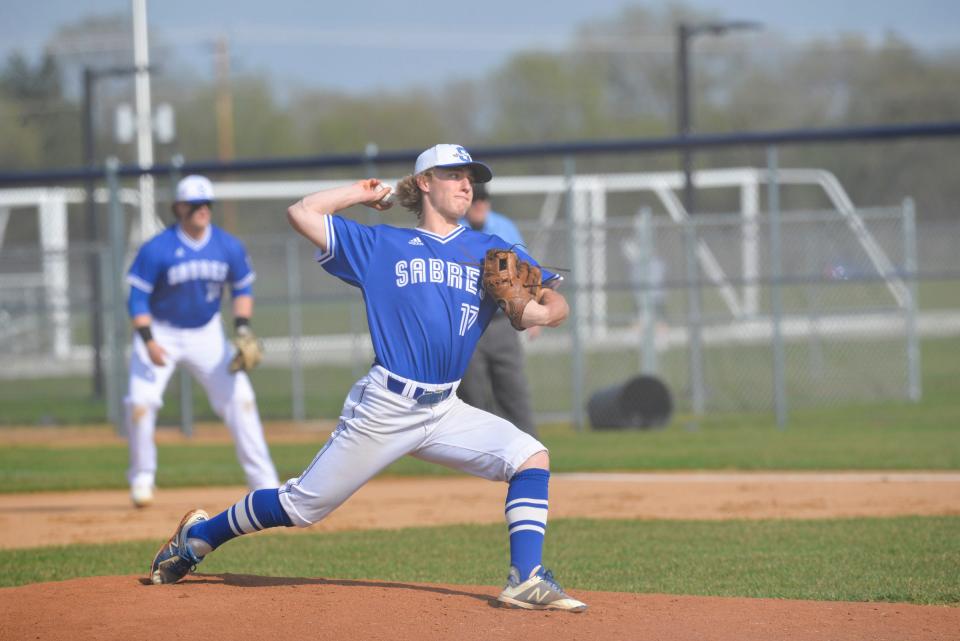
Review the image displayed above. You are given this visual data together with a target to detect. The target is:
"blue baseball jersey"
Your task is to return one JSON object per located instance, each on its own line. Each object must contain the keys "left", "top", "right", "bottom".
{"left": 127, "top": 224, "right": 255, "bottom": 328}
{"left": 317, "top": 215, "right": 558, "bottom": 384}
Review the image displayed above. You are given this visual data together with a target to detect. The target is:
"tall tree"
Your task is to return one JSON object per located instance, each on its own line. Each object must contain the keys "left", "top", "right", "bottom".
{"left": 0, "top": 52, "right": 77, "bottom": 169}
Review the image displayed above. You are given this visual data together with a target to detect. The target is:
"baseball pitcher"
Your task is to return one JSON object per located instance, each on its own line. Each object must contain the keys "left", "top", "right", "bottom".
{"left": 148, "top": 147, "right": 586, "bottom": 612}
{"left": 124, "top": 175, "right": 279, "bottom": 508}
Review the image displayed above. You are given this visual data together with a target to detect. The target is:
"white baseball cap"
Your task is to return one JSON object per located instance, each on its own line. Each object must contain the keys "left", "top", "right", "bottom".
{"left": 414, "top": 144, "right": 492, "bottom": 183}
{"left": 176, "top": 175, "right": 215, "bottom": 203}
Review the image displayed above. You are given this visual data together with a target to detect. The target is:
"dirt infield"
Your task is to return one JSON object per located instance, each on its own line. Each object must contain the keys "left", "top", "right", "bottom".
{"left": 2, "top": 574, "right": 958, "bottom": 641}
{"left": 2, "top": 472, "right": 959, "bottom": 549}
{"left": 2, "top": 424, "right": 959, "bottom": 640}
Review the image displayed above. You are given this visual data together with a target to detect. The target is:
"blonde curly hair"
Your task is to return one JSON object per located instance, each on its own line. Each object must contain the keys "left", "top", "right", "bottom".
{"left": 393, "top": 170, "right": 432, "bottom": 219}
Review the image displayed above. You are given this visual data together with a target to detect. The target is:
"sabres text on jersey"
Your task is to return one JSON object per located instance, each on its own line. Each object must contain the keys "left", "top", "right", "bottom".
{"left": 394, "top": 258, "right": 483, "bottom": 298}
{"left": 167, "top": 259, "right": 230, "bottom": 286}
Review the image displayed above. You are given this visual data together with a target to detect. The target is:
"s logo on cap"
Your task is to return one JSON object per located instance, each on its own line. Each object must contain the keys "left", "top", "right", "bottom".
{"left": 176, "top": 175, "right": 216, "bottom": 204}
{"left": 413, "top": 144, "right": 493, "bottom": 183}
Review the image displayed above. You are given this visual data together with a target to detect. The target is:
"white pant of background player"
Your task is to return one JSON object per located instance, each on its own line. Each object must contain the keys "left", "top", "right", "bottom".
{"left": 125, "top": 313, "right": 279, "bottom": 506}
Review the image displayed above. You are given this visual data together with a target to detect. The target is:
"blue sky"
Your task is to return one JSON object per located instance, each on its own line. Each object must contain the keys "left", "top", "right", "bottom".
{"left": 2, "top": 0, "right": 958, "bottom": 93}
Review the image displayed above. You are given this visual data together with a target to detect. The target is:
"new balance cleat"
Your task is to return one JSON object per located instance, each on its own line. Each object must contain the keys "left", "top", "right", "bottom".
{"left": 149, "top": 509, "right": 208, "bottom": 585}
{"left": 497, "top": 565, "right": 588, "bottom": 612}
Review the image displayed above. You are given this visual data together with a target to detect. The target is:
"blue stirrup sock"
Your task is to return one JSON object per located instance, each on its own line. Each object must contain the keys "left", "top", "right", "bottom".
{"left": 505, "top": 468, "right": 550, "bottom": 580}
{"left": 186, "top": 488, "right": 293, "bottom": 554}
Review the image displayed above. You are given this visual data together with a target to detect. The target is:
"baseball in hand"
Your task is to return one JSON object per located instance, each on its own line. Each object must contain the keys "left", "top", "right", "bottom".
{"left": 378, "top": 182, "right": 395, "bottom": 204}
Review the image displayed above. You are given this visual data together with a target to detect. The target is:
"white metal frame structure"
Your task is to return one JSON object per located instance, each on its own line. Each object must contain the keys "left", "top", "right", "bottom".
{"left": 487, "top": 167, "right": 908, "bottom": 333}
{"left": 0, "top": 166, "right": 907, "bottom": 359}
{"left": 0, "top": 187, "right": 141, "bottom": 357}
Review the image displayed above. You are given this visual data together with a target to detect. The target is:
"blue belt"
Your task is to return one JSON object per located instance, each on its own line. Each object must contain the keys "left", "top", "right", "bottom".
{"left": 386, "top": 375, "right": 453, "bottom": 405}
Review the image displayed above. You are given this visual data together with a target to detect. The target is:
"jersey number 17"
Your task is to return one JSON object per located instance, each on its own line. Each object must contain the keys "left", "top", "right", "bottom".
{"left": 459, "top": 303, "right": 479, "bottom": 336}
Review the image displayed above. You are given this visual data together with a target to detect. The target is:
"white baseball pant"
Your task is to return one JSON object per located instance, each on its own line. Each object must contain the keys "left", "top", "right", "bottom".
{"left": 279, "top": 364, "right": 545, "bottom": 527}
{"left": 125, "top": 313, "right": 280, "bottom": 491}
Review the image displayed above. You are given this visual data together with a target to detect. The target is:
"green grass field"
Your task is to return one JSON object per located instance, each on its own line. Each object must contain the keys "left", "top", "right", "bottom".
{"left": 1, "top": 336, "right": 957, "bottom": 605}
{"left": 2, "top": 517, "right": 958, "bottom": 604}
{"left": 1, "top": 415, "right": 958, "bottom": 493}
{"left": 2, "top": 334, "right": 957, "bottom": 491}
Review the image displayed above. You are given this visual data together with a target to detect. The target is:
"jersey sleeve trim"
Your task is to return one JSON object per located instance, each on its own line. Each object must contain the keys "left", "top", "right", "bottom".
{"left": 314, "top": 214, "right": 336, "bottom": 265}
{"left": 233, "top": 271, "right": 256, "bottom": 289}
{"left": 126, "top": 274, "right": 154, "bottom": 293}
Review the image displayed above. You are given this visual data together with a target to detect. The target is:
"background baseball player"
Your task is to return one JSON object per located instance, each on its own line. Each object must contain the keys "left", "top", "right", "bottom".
{"left": 124, "top": 175, "right": 279, "bottom": 507}
{"left": 148, "top": 145, "right": 587, "bottom": 612}
{"left": 458, "top": 183, "right": 538, "bottom": 436}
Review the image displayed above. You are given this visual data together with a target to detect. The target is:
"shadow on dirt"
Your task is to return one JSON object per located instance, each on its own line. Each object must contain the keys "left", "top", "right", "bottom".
{"left": 138, "top": 572, "right": 499, "bottom": 605}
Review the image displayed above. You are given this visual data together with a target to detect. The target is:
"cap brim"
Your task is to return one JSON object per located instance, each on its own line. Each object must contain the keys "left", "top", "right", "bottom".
{"left": 437, "top": 161, "right": 493, "bottom": 183}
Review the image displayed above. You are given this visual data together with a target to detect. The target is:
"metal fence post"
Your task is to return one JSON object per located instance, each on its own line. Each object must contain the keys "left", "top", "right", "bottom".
{"left": 286, "top": 236, "right": 306, "bottom": 421}
{"left": 99, "top": 247, "right": 120, "bottom": 430}
{"left": 564, "top": 155, "right": 585, "bottom": 431}
{"left": 638, "top": 207, "right": 658, "bottom": 375}
{"left": 767, "top": 146, "right": 787, "bottom": 428}
{"left": 105, "top": 157, "right": 128, "bottom": 432}
{"left": 902, "top": 197, "right": 922, "bottom": 401}
{"left": 168, "top": 156, "right": 194, "bottom": 437}
{"left": 682, "top": 213, "right": 705, "bottom": 420}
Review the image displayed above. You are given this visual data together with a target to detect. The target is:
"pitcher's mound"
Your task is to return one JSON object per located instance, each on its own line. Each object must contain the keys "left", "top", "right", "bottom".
{"left": 1, "top": 574, "right": 956, "bottom": 641}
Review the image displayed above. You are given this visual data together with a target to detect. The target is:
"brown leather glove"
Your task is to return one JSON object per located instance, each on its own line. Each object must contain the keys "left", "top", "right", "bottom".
{"left": 482, "top": 248, "right": 542, "bottom": 330}
{"left": 229, "top": 327, "right": 263, "bottom": 373}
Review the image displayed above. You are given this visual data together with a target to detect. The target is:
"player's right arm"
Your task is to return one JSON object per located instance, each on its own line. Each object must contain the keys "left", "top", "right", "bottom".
{"left": 519, "top": 288, "right": 569, "bottom": 329}
{"left": 286, "top": 179, "right": 392, "bottom": 251}
{"left": 496, "top": 240, "right": 566, "bottom": 329}
{"left": 131, "top": 313, "right": 167, "bottom": 366}
{"left": 127, "top": 242, "right": 167, "bottom": 366}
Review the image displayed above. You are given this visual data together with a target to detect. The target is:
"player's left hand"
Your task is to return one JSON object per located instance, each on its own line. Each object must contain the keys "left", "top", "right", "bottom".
{"left": 229, "top": 327, "right": 264, "bottom": 373}
{"left": 482, "top": 249, "right": 542, "bottom": 331}
{"left": 357, "top": 179, "right": 394, "bottom": 211}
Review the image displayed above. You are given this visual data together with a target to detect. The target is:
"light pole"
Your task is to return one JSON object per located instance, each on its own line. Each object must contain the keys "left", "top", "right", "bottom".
{"left": 132, "top": 0, "right": 160, "bottom": 239}
{"left": 676, "top": 20, "right": 762, "bottom": 215}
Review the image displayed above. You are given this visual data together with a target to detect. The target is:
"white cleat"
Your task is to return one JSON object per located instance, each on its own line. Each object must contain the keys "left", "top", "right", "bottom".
{"left": 497, "top": 565, "right": 588, "bottom": 612}
{"left": 131, "top": 482, "right": 155, "bottom": 508}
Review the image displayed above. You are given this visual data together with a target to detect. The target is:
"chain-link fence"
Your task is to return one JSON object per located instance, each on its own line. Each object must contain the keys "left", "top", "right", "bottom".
{"left": 550, "top": 206, "right": 920, "bottom": 422}
{"left": 1, "top": 162, "right": 957, "bottom": 429}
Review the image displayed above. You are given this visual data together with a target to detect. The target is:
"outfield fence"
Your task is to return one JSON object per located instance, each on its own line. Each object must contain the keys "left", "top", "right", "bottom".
{"left": 2, "top": 125, "right": 959, "bottom": 429}
{"left": 2, "top": 173, "right": 958, "bottom": 430}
